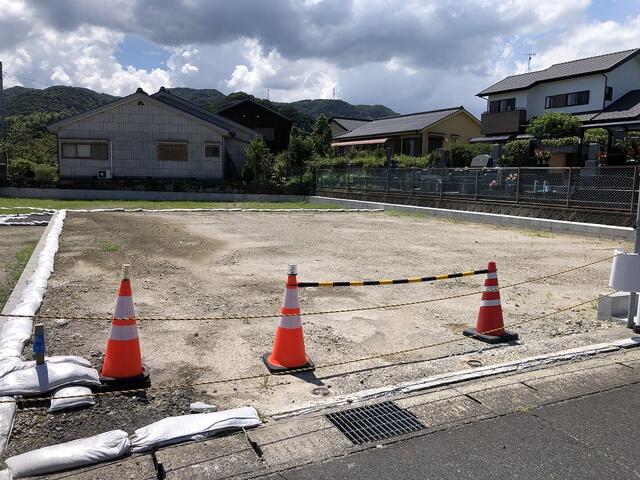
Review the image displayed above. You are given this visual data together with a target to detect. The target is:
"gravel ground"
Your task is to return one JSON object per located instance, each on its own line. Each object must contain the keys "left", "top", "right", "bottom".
{"left": 3, "top": 211, "right": 633, "bottom": 458}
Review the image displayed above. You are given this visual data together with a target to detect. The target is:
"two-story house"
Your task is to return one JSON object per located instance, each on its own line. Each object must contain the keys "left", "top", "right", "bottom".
{"left": 475, "top": 48, "right": 640, "bottom": 142}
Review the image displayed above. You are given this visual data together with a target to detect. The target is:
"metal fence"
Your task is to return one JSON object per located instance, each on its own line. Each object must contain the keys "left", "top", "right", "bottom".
{"left": 316, "top": 166, "right": 640, "bottom": 212}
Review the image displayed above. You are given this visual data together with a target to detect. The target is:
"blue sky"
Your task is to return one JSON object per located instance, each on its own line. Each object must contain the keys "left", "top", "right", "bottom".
{"left": 2, "top": 0, "right": 640, "bottom": 115}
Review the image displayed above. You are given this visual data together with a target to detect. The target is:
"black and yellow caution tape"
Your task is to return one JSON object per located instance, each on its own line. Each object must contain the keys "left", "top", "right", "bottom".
{"left": 0, "top": 292, "right": 615, "bottom": 405}
{"left": 297, "top": 269, "right": 489, "bottom": 288}
{"left": 0, "top": 254, "right": 616, "bottom": 323}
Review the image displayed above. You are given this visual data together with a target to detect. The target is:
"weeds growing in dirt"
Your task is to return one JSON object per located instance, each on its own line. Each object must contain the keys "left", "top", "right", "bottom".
{"left": 102, "top": 241, "right": 121, "bottom": 252}
{"left": 0, "top": 242, "right": 37, "bottom": 308}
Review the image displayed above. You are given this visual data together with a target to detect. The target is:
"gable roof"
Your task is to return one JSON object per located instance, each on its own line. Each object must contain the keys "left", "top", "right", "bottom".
{"left": 151, "top": 88, "right": 258, "bottom": 137}
{"left": 216, "top": 98, "right": 292, "bottom": 123}
{"left": 330, "top": 117, "right": 372, "bottom": 132}
{"left": 577, "top": 89, "right": 640, "bottom": 123}
{"left": 333, "top": 107, "right": 475, "bottom": 140}
{"left": 48, "top": 87, "right": 258, "bottom": 139}
{"left": 478, "top": 48, "right": 640, "bottom": 97}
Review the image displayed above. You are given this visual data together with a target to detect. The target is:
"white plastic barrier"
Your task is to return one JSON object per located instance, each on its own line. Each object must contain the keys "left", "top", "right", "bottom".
{"left": 49, "top": 386, "right": 95, "bottom": 412}
{"left": 5, "top": 430, "right": 130, "bottom": 478}
{"left": 0, "top": 356, "right": 91, "bottom": 378}
{"left": 130, "top": 406, "right": 261, "bottom": 452}
{"left": 0, "top": 362, "right": 100, "bottom": 396}
{"left": 0, "top": 210, "right": 66, "bottom": 360}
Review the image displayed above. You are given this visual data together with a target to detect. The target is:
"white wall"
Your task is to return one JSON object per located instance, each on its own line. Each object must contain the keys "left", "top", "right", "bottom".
{"left": 57, "top": 96, "right": 227, "bottom": 179}
{"left": 603, "top": 56, "right": 640, "bottom": 107}
{"left": 485, "top": 91, "right": 528, "bottom": 110}
{"left": 526, "top": 74, "right": 605, "bottom": 118}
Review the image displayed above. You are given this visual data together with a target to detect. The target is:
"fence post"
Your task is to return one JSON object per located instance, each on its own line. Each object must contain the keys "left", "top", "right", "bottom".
{"left": 364, "top": 168, "right": 368, "bottom": 192}
{"left": 628, "top": 170, "right": 640, "bottom": 331}
{"left": 330, "top": 168, "right": 334, "bottom": 191}
{"left": 630, "top": 166, "right": 638, "bottom": 214}
{"left": 474, "top": 169, "right": 479, "bottom": 200}
{"left": 386, "top": 167, "right": 390, "bottom": 197}
{"left": 515, "top": 168, "right": 521, "bottom": 204}
{"left": 347, "top": 164, "right": 351, "bottom": 191}
{"left": 566, "top": 167, "right": 572, "bottom": 208}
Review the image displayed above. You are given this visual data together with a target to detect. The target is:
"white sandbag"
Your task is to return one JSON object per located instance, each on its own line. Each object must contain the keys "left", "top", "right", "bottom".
{"left": 49, "top": 386, "right": 95, "bottom": 412}
{"left": 0, "top": 356, "right": 91, "bottom": 379}
{"left": 5, "top": 429, "right": 130, "bottom": 478}
{"left": 130, "top": 406, "right": 261, "bottom": 453}
{"left": 0, "top": 469, "right": 11, "bottom": 480}
{"left": 190, "top": 401, "right": 218, "bottom": 413}
{"left": 0, "top": 397, "right": 16, "bottom": 454}
{"left": 0, "top": 362, "right": 100, "bottom": 396}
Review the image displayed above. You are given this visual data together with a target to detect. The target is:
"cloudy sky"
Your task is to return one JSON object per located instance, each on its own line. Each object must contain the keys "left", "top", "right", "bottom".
{"left": 1, "top": 0, "right": 639, "bottom": 116}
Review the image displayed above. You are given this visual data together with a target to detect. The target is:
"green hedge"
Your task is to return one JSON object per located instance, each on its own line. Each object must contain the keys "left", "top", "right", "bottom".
{"left": 502, "top": 140, "right": 531, "bottom": 166}
{"left": 540, "top": 136, "right": 579, "bottom": 147}
{"left": 449, "top": 143, "right": 491, "bottom": 167}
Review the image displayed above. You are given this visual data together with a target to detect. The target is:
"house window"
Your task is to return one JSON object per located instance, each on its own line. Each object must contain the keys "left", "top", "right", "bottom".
{"left": 61, "top": 142, "right": 108, "bottom": 160}
{"left": 205, "top": 144, "right": 220, "bottom": 157}
{"left": 545, "top": 90, "right": 590, "bottom": 109}
{"left": 488, "top": 98, "right": 516, "bottom": 113}
{"left": 450, "top": 134, "right": 460, "bottom": 144}
{"left": 605, "top": 86, "right": 613, "bottom": 101}
{"left": 157, "top": 143, "right": 188, "bottom": 161}
{"left": 254, "top": 127, "right": 275, "bottom": 142}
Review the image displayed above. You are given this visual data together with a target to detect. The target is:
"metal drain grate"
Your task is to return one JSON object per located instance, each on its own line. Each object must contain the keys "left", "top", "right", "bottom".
{"left": 326, "top": 401, "right": 425, "bottom": 445}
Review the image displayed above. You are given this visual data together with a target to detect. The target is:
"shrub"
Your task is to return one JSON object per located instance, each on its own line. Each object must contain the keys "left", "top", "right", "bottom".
{"left": 7, "top": 159, "right": 36, "bottom": 185}
{"left": 502, "top": 140, "right": 531, "bottom": 166}
{"left": 540, "top": 136, "right": 579, "bottom": 148}
{"left": 584, "top": 128, "right": 608, "bottom": 151}
{"left": 449, "top": 143, "right": 491, "bottom": 167}
{"left": 395, "top": 153, "right": 435, "bottom": 168}
{"left": 32, "top": 163, "right": 58, "bottom": 183}
{"left": 243, "top": 137, "right": 273, "bottom": 184}
{"left": 526, "top": 112, "right": 581, "bottom": 139}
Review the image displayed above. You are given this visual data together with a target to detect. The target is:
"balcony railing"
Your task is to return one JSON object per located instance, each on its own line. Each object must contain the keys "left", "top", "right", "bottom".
{"left": 480, "top": 109, "right": 527, "bottom": 135}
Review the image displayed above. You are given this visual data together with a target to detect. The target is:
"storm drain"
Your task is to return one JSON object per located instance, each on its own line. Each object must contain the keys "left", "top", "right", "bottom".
{"left": 326, "top": 401, "right": 425, "bottom": 445}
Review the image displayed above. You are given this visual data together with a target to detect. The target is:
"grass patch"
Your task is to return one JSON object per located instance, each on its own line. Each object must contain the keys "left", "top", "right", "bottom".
{"left": 0, "top": 242, "right": 37, "bottom": 309}
{"left": 102, "top": 241, "right": 121, "bottom": 252}
{"left": 0, "top": 198, "right": 339, "bottom": 214}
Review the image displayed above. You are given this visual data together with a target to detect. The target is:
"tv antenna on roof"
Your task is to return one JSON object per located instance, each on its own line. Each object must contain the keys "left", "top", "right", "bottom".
{"left": 523, "top": 52, "right": 536, "bottom": 72}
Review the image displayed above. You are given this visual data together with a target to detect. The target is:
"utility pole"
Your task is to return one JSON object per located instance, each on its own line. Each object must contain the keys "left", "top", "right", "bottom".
{"left": 0, "top": 61, "right": 7, "bottom": 185}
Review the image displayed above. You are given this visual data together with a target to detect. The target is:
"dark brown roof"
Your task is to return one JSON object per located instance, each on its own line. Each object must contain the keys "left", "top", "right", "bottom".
{"left": 478, "top": 48, "right": 640, "bottom": 96}
{"left": 334, "top": 107, "right": 471, "bottom": 140}
{"left": 216, "top": 98, "right": 292, "bottom": 123}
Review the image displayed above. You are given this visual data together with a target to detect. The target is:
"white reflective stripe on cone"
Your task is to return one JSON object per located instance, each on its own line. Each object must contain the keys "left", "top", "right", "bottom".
{"left": 114, "top": 297, "right": 135, "bottom": 319}
{"left": 479, "top": 299, "right": 502, "bottom": 307}
{"left": 486, "top": 272, "right": 498, "bottom": 279}
{"left": 279, "top": 314, "right": 302, "bottom": 329}
{"left": 109, "top": 324, "right": 139, "bottom": 341}
{"left": 483, "top": 286, "right": 500, "bottom": 292}
{"left": 282, "top": 288, "right": 299, "bottom": 309}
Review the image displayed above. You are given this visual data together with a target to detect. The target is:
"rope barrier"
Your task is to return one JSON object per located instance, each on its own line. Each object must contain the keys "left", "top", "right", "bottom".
{"left": 0, "top": 254, "right": 616, "bottom": 323}
{"left": 297, "top": 269, "right": 489, "bottom": 288}
{"left": 0, "top": 291, "right": 615, "bottom": 405}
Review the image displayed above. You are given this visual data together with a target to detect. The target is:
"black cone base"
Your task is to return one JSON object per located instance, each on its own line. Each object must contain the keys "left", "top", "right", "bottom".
{"left": 262, "top": 352, "right": 315, "bottom": 374}
{"left": 99, "top": 365, "right": 150, "bottom": 390}
{"left": 463, "top": 328, "right": 519, "bottom": 344}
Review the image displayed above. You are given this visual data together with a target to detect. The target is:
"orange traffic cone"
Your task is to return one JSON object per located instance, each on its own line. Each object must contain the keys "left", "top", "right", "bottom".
{"left": 100, "top": 264, "right": 149, "bottom": 385}
{"left": 463, "top": 261, "right": 518, "bottom": 344}
{"left": 263, "top": 265, "right": 314, "bottom": 374}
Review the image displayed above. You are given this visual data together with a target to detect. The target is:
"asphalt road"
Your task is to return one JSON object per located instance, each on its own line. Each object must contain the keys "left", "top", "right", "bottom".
{"left": 274, "top": 382, "right": 640, "bottom": 480}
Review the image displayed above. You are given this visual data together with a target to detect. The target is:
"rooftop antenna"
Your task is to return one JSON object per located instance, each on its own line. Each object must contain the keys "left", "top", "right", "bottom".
{"left": 523, "top": 52, "right": 536, "bottom": 72}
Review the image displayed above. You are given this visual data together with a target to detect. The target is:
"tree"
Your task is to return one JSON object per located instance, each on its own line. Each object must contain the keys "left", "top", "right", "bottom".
{"left": 502, "top": 139, "right": 531, "bottom": 166}
{"left": 311, "top": 114, "right": 333, "bottom": 156}
{"left": 242, "top": 137, "right": 273, "bottom": 184}
{"left": 287, "top": 135, "right": 314, "bottom": 179}
{"left": 526, "top": 112, "right": 581, "bottom": 139}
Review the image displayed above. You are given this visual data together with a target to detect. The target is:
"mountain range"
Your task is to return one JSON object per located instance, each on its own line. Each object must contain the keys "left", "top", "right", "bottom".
{"left": 3, "top": 86, "right": 398, "bottom": 132}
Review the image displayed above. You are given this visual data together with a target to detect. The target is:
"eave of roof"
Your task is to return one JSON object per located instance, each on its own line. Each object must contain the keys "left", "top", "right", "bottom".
{"left": 216, "top": 98, "right": 292, "bottom": 123}
{"left": 478, "top": 48, "right": 640, "bottom": 97}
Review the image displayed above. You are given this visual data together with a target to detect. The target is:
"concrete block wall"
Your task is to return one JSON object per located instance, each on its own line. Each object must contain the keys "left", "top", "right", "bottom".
{"left": 57, "top": 98, "right": 226, "bottom": 179}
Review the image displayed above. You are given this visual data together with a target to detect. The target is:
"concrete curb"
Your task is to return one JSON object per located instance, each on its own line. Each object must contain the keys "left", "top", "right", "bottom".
{"left": 271, "top": 336, "right": 640, "bottom": 420}
{"left": 309, "top": 196, "right": 634, "bottom": 241}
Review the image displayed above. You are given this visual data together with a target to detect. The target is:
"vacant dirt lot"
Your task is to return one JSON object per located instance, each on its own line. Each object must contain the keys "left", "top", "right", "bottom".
{"left": 7, "top": 210, "right": 632, "bottom": 454}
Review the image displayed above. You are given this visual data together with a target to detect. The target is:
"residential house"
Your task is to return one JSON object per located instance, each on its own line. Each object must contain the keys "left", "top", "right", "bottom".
{"left": 47, "top": 87, "right": 259, "bottom": 181}
{"left": 217, "top": 98, "right": 292, "bottom": 153}
{"left": 329, "top": 117, "right": 372, "bottom": 137}
{"left": 331, "top": 107, "right": 481, "bottom": 156}
{"left": 475, "top": 48, "right": 640, "bottom": 145}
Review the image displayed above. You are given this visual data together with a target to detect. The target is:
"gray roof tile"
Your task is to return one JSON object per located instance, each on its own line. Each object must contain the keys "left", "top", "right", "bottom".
{"left": 332, "top": 117, "right": 372, "bottom": 132}
{"left": 478, "top": 48, "right": 640, "bottom": 96}
{"left": 334, "top": 107, "right": 464, "bottom": 139}
{"left": 585, "top": 90, "right": 640, "bottom": 122}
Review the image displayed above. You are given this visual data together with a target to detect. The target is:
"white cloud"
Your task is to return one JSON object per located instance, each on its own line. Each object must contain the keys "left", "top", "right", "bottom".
{"left": 180, "top": 63, "right": 199, "bottom": 75}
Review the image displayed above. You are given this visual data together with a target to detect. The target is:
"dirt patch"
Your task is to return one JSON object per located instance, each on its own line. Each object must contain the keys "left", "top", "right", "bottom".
{"left": 4, "top": 211, "right": 632, "bottom": 457}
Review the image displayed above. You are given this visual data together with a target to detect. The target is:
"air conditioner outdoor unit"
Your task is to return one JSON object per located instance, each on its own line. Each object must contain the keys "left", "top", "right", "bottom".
{"left": 97, "top": 170, "right": 112, "bottom": 179}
